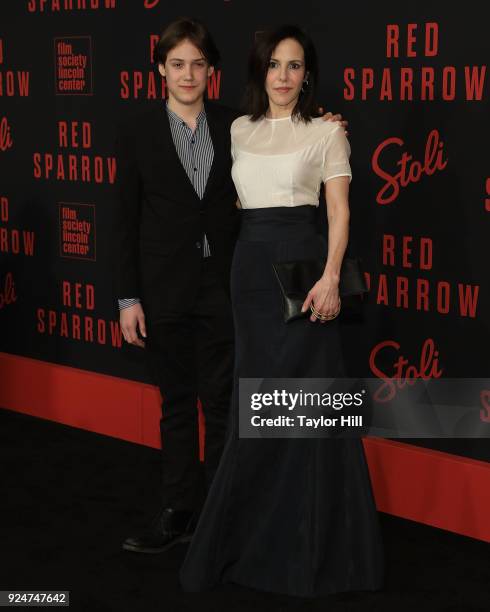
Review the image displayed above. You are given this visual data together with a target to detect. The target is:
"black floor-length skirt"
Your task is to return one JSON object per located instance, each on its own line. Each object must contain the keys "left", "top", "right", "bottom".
{"left": 180, "top": 206, "right": 384, "bottom": 598}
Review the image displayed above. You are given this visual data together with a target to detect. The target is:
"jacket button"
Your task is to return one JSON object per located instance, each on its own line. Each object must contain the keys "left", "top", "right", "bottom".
{"left": 195, "top": 241, "right": 201, "bottom": 249}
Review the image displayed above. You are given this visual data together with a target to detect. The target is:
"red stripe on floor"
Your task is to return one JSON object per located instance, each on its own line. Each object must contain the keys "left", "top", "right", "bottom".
{"left": 1, "top": 351, "right": 489, "bottom": 542}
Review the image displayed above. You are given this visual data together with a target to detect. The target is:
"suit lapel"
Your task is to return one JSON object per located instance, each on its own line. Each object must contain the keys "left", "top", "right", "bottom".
{"left": 202, "top": 101, "right": 225, "bottom": 201}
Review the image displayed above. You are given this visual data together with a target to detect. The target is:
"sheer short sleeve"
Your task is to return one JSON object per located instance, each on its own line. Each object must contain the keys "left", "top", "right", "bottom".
{"left": 230, "top": 120, "right": 239, "bottom": 162}
{"left": 321, "top": 125, "right": 352, "bottom": 184}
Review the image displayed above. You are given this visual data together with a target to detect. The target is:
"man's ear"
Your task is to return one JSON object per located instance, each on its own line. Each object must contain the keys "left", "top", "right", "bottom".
{"left": 158, "top": 63, "right": 166, "bottom": 78}
{"left": 207, "top": 65, "right": 215, "bottom": 78}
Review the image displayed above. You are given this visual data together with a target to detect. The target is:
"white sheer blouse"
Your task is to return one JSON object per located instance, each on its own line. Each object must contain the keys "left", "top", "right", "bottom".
{"left": 230, "top": 114, "right": 352, "bottom": 209}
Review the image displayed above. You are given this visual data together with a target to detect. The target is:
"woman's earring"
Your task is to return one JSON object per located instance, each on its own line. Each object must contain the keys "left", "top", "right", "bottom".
{"left": 301, "top": 78, "right": 309, "bottom": 93}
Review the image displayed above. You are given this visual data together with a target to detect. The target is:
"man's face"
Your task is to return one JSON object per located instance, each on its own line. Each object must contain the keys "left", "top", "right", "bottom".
{"left": 158, "top": 39, "right": 214, "bottom": 106}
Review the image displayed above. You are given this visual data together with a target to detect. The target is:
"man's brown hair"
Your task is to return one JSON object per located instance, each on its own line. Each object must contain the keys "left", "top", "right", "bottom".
{"left": 153, "top": 17, "right": 220, "bottom": 67}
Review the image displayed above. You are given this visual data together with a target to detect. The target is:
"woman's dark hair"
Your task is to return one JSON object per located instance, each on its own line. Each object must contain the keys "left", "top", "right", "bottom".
{"left": 153, "top": 17, "right": 220, "bottom": 67}
{"left": 244, "top": 25, "right": 319, "bottom": 122}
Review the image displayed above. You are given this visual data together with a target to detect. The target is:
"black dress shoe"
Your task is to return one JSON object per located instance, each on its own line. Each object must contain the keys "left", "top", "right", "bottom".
{"left": 122, "top": 507, "right": 195, "bottom": 554}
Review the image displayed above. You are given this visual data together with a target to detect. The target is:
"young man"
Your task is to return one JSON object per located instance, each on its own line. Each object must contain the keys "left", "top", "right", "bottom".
{"left": 114, "top": 17, "right": 348, "bottom": 554}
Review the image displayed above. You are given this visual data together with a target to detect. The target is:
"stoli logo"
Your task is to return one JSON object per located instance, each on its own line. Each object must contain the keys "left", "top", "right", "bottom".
{"left": 0, "top": 272, "right": 17, "bottom": 309}
{"left": 145, "top": 0, "right": 230, "bottom": 6}
{"left": 0, "top": 117, "right": 13, "bottom": 152}
{"left": 372, "top": 129, "right": 448, "bottom": 205}
{"left": 480, "top": 390, "right": 490, "bottom": 423}
{"left": 369, "top": 337, "right": 443, "bottom": 402}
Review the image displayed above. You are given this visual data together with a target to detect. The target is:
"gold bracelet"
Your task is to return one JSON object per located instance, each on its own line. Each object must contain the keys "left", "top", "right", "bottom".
{"left": 310, "top": 298, "right": 341, "bottom": 320}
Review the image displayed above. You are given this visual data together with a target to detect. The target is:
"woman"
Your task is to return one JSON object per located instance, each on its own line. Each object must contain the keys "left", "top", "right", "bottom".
{"left": 180, "top": 25, "right": 384, "bottom": 598}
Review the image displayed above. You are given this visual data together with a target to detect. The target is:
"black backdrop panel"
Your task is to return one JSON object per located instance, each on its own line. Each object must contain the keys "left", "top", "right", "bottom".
{"left": 1, "top": 1, "right": 488, "bottom": 458}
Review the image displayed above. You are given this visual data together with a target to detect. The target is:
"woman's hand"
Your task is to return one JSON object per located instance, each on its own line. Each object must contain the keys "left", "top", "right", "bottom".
{"left": 301, "top": 275, "right": 340, "bottom": 323}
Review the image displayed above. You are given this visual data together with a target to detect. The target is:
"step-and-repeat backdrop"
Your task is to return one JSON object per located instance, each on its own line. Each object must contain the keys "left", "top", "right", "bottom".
{"left": 1, "top": 1, "right": 488, "bottom": 458}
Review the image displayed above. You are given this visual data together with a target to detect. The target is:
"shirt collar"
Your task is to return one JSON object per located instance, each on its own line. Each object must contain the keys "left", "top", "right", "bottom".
{"left": 165, "top": 101, "right": 206, "bottom": 128}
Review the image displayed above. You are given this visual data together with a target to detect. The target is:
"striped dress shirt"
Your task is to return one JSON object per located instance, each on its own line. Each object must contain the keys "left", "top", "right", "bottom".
{"left": 118, "top": 103, "right": 214, "bottom": 310}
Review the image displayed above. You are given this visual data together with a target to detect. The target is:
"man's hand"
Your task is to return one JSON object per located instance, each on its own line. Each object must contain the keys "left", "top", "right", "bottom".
{"left": 120, "top": 302, "right": 146, "bottom": 348}
{"left": 318, "top": 107, "right": 349, "bottom": 137}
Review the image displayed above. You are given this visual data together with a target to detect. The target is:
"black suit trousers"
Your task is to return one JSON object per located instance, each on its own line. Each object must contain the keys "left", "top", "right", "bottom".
{"left": 144, "top": 258, "right": 234, "bottom": 511}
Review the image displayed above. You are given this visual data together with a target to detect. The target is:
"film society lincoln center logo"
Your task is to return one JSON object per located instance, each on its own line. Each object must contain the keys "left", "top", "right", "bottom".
{"left": 54, "top": 36, "right": 92, "bottom": 95}
{"left": 59, "top": 203, "right": 96, "bottom": 261}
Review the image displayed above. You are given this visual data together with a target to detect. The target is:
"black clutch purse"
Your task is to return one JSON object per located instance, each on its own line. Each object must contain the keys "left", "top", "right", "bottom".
{"left": 272, "top": 257, "right": 368, "bottom": 323}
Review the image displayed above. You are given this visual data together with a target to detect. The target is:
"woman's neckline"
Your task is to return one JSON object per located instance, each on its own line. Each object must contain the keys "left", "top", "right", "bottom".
{"left": 264, "top": 115, "right": 292, "bottom": 122}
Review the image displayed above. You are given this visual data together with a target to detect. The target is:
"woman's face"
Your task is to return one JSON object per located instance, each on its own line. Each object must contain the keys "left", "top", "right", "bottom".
{"left": 265, "top": 37, "right": 307, "bottom": 112}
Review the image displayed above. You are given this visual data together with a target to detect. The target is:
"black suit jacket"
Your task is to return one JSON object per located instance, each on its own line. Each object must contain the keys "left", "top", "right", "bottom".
{"left": 113, "top": 101, "right": 241, "bottom": 322}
